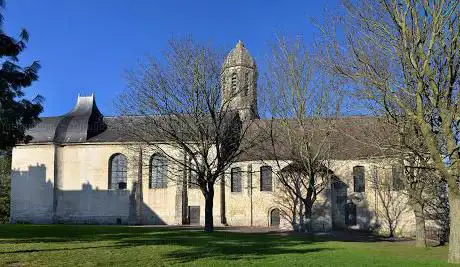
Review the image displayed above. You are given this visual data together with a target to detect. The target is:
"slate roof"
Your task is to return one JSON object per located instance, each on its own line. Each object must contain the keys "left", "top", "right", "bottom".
{"left": 24, "top": 95, "right": 396, "bottom": 160}
{"left": 236, "top": 117, "right": 397, "bottom": 161}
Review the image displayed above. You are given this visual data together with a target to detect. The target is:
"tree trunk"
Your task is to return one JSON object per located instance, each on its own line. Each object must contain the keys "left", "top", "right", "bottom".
{"left": 388, "top": 225, "right": 394, "bottom": 238}
{"left": 220, "top": 173, "right": 227, "bottom": 225}
{"left": 204, "top": 186, "right": 214, "bottom": 233}
{"left": 448, "top": 189, "right": 460, "bottom": 264}
{"left": 304, "top": 200, "right": 313, "bottom": 232}
{"left": 298, "top": 201, "right": 304, "bottom": 232}
{"left": 413, "top": 202, "right": 426, "bottom": 248}
{"left": 291, "top": 196, "right": 298, "bottom": 230}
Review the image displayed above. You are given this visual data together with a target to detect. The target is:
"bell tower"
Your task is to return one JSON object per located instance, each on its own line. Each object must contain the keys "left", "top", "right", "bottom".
{"left": 221, "top": 40, "right": 258, "bottom": 120}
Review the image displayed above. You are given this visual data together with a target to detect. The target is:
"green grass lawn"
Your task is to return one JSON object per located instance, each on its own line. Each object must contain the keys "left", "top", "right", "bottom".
{"left": 0, "top": 224, "right": 453, "bottom": 266}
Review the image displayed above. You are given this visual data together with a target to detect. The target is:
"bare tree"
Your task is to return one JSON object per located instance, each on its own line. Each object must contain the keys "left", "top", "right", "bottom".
{"left": 406, "top": 147, "right": 451, "bottom": 246}
{"left": 425, "top": 179, "right": 450, "bottom": 245}
{"left": 401, "top": 122, "right": 431, "bottom": 247}
{"left": 274, "top": 176, "right": 303, "bottom": 230}
{"left": 371, "top": 167, "right": 410, "bottom": 238}
{"left": 117, "top": 38, "right": 259, "bottom": 232}
{"left": 390, "top": 117, "right": 436, "bottom": 247}
{"left": 321, "top": 1, "right": 460, "bottom": 262}
{"left": 263, "top": 36, "right": 340, "bottom": 232}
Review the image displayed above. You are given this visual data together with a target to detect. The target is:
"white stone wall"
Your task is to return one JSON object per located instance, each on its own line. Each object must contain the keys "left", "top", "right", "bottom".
{"left": 10, "top": 143, "right": 415, "bottom": 236}
{"left": 223, "top": 160, "right": 332, "bottom": 231}
{"left": 55, "top": 144, "right": 132, "bottom": 224}
{"left": 10, "top": 144, "right": 56, "bottom": 223}
{"left": 223, "top": 161, "right": 280, "bottom": 227}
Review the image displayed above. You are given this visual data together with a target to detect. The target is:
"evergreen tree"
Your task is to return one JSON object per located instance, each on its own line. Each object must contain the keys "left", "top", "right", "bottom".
{"left": 0, "top": 0, "right": 42, "bottom": 223}
{"left": 0, "top": 0, "right": 43, "bottom": 150}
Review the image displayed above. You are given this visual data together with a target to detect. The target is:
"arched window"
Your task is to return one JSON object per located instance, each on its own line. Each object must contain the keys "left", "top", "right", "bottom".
{"left": 260, "top": 166, "right": 273, "bottom": 191}
{"left": 353, "top": 166, "right": 365, "bottom": 192}
{"left": 150, "top": 154, "right": 168, "bottom": 188}
{"left": 109, "top": 153, "right": 127, "bottom": 190}
{"left": 270, "top": 208, "right": 280, "bottom": 227}
{"left": 231, "top": 167, "right": 242, "bottom": 192}
{"left": 231, "top": 72, "right": 237, "bottom": 94}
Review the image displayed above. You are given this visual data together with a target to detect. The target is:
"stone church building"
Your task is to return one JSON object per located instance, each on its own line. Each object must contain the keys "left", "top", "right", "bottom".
{"left": 10, "top": 41, "right": 417, "bottom": 235}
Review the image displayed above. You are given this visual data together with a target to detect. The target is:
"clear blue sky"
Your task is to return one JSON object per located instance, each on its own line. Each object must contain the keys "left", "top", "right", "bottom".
{"left": 4, "top": 0, "right": 337, "bottom": 116}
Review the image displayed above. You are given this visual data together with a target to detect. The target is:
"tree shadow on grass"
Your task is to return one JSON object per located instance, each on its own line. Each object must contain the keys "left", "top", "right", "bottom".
{"left": 115, "top": 230, "right": 333, "bottom": 263}
{"left": 0, "top": 224, "right": 171, "bottom": 244}
{"left": 0, "top": 225, "right": 334, "bottom": 263}
{"left": 281, "top": 229, "right": 414, "bottom": 243}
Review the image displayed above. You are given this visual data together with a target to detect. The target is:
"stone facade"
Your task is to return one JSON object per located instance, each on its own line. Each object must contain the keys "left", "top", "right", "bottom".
{"left": 10, "top": 143, "right": 416, "bottom": 235}
{"left": 10, "top": 41, "right": 418, "bottom": 236}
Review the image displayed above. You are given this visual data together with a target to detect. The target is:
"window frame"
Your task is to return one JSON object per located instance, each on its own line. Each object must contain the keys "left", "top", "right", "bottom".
{"left": 108, "top": 153, "right": 128, "bottom": 190}
{"left": 149, "top": 154, "right": 168, "bottom": 189}
{"left": 260, "top": 165, "right": 273, "bottom": 192}
{"left": 230, "top": 167, "right": 242, "bottom": 193}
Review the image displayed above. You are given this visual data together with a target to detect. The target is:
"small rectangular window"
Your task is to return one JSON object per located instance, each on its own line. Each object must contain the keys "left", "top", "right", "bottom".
{"left": 231, "top": 167, "right": 242, "bottom": 192}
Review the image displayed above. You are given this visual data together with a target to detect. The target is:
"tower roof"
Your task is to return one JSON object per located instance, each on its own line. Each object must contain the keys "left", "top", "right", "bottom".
{"left": 222, "top": 40, "right": 256, "bottom": 70}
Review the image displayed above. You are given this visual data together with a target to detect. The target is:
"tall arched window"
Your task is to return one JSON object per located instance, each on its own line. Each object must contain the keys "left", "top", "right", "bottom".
{"left": 109, "top": 153, "right": 127, "bottom": 190}
{"left": 270, "top": 208, "right": 280, "bottom": 227}
{"left": 353, "top": 166, "right": 365, "bottom": 192}
{"left": 150, "top": 154, "right": 168, "bottom": 188}
{"left": 260, "top": 166, "right": 273, "bottom": 191}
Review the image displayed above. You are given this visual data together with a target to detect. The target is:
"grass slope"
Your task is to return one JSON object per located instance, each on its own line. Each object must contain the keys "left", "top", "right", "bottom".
{"left": 0, "top": 225, "right": 453, "bottom": 266}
